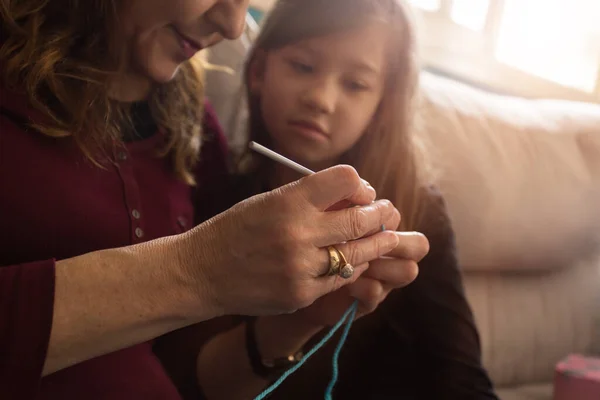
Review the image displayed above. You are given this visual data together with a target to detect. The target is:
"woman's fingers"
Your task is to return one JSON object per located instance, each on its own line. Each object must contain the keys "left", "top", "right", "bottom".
{"left": 363, "top": 257, "right": 419, "bottom": 288}
{"left": 313, "top": 231, "right": 427, "bottom": 284}
{"left": 315, "top": 200, "right": 401, "bottom": 246}
{"left": 346, "top": 276, "right": 387, "bottom": 314}
{"left": 386, "top": 232, "right": 430, "bottom": 262}
{"left": 294, "top": 165, "right": 376, "bottom": 210}
{"left": 312, "top": 231, "right": 399, "bottom": 283}
{"left": 346, "top": 259, "right": 419, "bottom": 316}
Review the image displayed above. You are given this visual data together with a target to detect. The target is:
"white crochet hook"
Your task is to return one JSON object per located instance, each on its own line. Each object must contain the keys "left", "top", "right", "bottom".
{"left": 249, "top": 141, "right": 315, "bottom": 176}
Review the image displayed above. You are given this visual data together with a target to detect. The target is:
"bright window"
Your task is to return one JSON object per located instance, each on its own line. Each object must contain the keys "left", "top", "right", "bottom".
{"left": 496, "top": 0, "right": 600, "bottom": 93}
{"left": 409, "top": 0, "right": 600, "bottom": 102}
{"left": 450, "top": 0, "right": 490, "bottom": 31}
{"left": 407, "top": 0, "right": 441, "bottom": 12}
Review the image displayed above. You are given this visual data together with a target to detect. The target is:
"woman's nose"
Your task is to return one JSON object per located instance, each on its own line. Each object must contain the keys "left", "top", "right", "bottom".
{"left": 208, "top": 0, "right": 249, "bottom": 40}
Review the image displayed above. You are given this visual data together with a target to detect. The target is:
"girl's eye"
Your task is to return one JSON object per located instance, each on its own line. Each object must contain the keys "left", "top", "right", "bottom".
{"left": 345, "top": 80, "right": 370, "bottom": 92}
{"left": 289, "top": 60, "right": 314, "bottom": 74}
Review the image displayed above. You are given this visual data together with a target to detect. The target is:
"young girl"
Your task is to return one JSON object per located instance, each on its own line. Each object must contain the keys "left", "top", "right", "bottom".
{"left": 193, "top": 0, "right": 498, "bottom": 399}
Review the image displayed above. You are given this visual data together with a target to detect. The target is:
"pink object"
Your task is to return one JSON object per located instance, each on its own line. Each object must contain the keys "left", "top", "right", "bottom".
{"left": 554, "top": 354, "right": 600, "bottom": 400}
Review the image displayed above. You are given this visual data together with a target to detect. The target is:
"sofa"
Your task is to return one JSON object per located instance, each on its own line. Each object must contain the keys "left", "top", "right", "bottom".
{"left": 202, "top": 29, "right": 600, "bottom": 399}
{"left": 417, "top": 72, "right": 600, "bottom": 399}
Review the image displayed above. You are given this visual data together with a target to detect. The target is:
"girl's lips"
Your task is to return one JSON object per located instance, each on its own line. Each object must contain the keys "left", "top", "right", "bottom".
{"left": 288, "top": 120, "right": 329, "bottom": 142}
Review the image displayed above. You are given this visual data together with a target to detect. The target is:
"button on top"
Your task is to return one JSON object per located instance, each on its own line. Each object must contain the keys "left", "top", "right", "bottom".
{"left": 132, "top": 209, "right": 141, "bottom": 219}
{"left": 135, "top": 227, "right": 144, "bottom": 238}
{"left": 117, "top": 151, "right": 128, "bottom": 161}
{"left": 177, "top": 216, "right": 187, "bottom": 228}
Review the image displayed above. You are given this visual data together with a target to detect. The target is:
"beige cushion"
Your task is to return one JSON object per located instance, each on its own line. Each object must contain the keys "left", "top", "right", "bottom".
{"left": 496, "top": 383, "right": 553, "bottom": 400}
{"left": 464, "top": 255, "right": 600, "bottom": 386}
{"left": 417, "top": 72, "right": 600, "bottom": 272}
{"left": 417, "top": 73, "right": 600, "bottom": 386}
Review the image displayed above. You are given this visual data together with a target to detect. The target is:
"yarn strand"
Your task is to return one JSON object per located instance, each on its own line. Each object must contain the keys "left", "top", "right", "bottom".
{"left": 254, "top": 300, "right": 359, "bottom": 400}
{"left": 324, "top": 301, "right": 357, "bottom": 399}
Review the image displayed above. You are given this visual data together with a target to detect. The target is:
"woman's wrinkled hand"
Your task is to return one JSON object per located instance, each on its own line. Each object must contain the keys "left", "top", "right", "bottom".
{"left": 177, "top": 165, "right": 402, "bottom": 318}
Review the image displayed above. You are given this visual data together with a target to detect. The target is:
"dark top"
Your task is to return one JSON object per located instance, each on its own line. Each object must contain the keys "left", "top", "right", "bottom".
{"left": 269, "top": 187, "right": 499, "bottom": 400}
{"left": 0, "top": 86, "right": 229, "bottom": 400}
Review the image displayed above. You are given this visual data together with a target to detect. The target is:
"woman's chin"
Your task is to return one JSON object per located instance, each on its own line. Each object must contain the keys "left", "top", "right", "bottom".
{"left": 147, "top": 62, "right": 181, "bottom": 84}
{"left": 109, "top": 61, "right": 181, "bottom": 102}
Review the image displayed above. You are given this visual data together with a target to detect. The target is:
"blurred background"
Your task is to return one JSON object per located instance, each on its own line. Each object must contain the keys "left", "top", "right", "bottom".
{"left": 252, "top": 0, "right": 600, "bottom": 103}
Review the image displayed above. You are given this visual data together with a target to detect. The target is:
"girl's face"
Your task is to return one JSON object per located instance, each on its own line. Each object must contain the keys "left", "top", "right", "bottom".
{"left": 250, "top": 22, "right": 389, "bottom": 170}
{"left": 121, "top": 0, "right": 249, "bottom": 83}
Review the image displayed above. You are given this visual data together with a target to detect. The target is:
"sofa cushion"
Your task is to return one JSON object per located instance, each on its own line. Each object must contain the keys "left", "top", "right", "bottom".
{"left": 463, "top": 254, "right": 600, "bottom": 387}
{"left": 495, "top": 383, "right": 553, "bottom": 400}
{"left": 418, "top": 72, "right": 600, "bottom": 272}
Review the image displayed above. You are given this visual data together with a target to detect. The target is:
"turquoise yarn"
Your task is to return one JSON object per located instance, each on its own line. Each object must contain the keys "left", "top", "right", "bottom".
{"left": 324, "top": 301, "right": 357, "bottom": 400}
{"left": 254, "top": 300, "right": 359, "bottom": 400}
{"left": 255, "top": 224, "right": 386, "bottom": 399}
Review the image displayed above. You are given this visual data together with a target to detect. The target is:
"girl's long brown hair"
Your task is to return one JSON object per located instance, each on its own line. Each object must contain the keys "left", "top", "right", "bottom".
{"left": 0, "top": 0, "right": 205, "bottom": 184}
{"left": 243, "top": 0, "right": 430, "bottom": 230}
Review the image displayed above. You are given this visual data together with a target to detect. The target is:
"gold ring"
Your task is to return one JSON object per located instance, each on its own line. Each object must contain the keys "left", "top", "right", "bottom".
{"left": 326, "top": 246, "right": 354, "bottom": 279}
{"left": 326, "top": 246, "right": 341, "bottom": 276}
{"left": 336, "top": 248, "right": 354, "bottom": 279}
